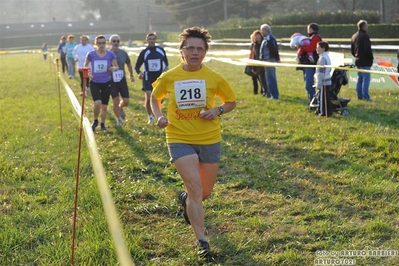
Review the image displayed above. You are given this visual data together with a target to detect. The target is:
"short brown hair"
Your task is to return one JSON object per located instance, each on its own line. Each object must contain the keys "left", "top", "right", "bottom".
{"left": 318, "top": 41, "right": 329, "bottom": 52}
{"left": 179, "top": 26, "right": 211, "bottom": 50}
{"left": 94, "top": 35, "right": 106, "bottom": 45}
{"left": 146, "top": 32, "right": 157, "bottom": 41}
{"left": 308, "top": 23, "right": 319, "bottom": 32}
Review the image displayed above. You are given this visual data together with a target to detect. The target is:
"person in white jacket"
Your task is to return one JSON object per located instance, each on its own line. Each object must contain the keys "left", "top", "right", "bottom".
{"left": 315, "top": 41, "right": 332, "bottom": 117}
{"left": 73, "top": 35, "right": 94, "bottom": 95}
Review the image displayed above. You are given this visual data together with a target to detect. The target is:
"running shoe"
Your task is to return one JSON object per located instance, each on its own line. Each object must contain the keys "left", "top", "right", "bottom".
{"left": 116, "top": 117, "right": 123, "bottom": 127}
{"left": 100, "top": 123, "right": 107, "bottom": 131}
{"left": 196, "top": 239, "right": 211, "bottom": 258}
{"left": 147, "top": 115, "right": 154, "bottom": 124}
{"left": 92, "top": 120, "right": 98, "bottom": 131}
{"left": 178, "top": 192, "right": 190, "bottom": 225}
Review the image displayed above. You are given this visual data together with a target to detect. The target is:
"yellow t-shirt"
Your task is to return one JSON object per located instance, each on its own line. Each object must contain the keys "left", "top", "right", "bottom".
{"left": 152, "top": 63, "right": 236, "bottom": 144}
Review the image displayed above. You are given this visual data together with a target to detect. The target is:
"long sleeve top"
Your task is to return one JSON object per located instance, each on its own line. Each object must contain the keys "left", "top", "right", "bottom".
{"left": 260, "top": 33, "right": 280, "bottom": 62}
{"left": 135, "top": 46, "right": 168, "bottom": 82}
{"left": 299, "top": 32, "right": 321, "bottom": 65}
{"left": 315, "top": 51, "right": 332, "bottom": 89}
{"left": 351, "top": 29, "right": 373, "bottom": 67}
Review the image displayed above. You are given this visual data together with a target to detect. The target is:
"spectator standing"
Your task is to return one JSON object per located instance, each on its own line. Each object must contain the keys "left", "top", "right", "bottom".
{"left": 260, "top": 24, "right": 280, "bottom": 100}
{"left": 250, "top": 30, "right": 268, "bottom": 96}
{"left": 351, "top": 20, "right": 374, "bottom": 101}
{"left": 84, "top": 35, "right": 119, "bottom": 131}
{"left": 299, "top": 23, "right": 322, "bottom": 103}
{"left": 65, "top": 34, "right": 77, "bottom": 79}
{"left": 150, "top": 26, "right": 236, "bottom": 257}
{"left": 135, "top": 33, "right": 169, "bottom": 124}
{"left": 109, "top": 34, "right": 135, "bottom": 126}
{"left": 73, "top": 35, "right": 94, "bottom": 95}
{"left": 315, "top": 41, "right": 332, "bottom": 117}
{"left": 57, "top": 36, "right": 68, "bottom": 74}
{"left": 41, "top": 43, "right": 48, "bottom": 61}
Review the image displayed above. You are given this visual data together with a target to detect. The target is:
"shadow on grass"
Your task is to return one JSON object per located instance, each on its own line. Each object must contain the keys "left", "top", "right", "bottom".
{"left": 282, "top": 90, "right": 399, "bottom": 130}
{"left": 350, "top": 104, "right": 399, "bottom": 130}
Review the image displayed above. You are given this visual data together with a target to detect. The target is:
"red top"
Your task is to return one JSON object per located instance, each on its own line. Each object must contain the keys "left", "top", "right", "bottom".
{"left": 299, "top": 34, "right": 321, "bottom": 54}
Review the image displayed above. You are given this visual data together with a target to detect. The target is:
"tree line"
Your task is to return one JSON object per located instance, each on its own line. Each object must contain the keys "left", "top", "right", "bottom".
{"left": 1, "top": 0, "right": 397, "bottom": 29}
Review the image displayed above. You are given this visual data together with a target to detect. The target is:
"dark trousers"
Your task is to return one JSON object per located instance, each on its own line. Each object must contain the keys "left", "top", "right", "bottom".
{"left": 60, "top": 57, "right": 68, "bottom": 74}
{"left": 317, "top": 85, "right": 333, "bottom": 117}
{"left": 252, "top": 76, "right": 259, "bottom": 94}
{"left": 78, "top": 70, "right": 89, "bottom": 92}
{"left": 257, "top": 67, "right": 269, "bottom": 97}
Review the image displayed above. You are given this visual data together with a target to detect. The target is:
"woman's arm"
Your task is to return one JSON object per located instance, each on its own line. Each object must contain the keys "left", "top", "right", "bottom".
{"left": 150, "top": 95, "right": 169, "bottom": 128}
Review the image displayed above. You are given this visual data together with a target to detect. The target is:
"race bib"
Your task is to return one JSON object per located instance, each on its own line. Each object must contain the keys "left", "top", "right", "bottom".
{"left": 112, "top": 70, "right": 124, "bottom": 82}
{"left": 93, "top": 60, "right": 107, "bottom": 73}
{"left": 174, "top": 79, "right": 206, "bottom": 110}
{"left": 148, "top": 59, "right": 161, "bottom": 72}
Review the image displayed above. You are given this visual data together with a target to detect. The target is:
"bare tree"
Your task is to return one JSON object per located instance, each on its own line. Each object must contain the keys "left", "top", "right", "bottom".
{"left": 335, "top": 0, "right": 354, "bottom": 11}
{"left": 12, "top": 0, "right": 33, "bottom": 23}
{"left": 43, "top": 0, "right": 56, "bottom": 22}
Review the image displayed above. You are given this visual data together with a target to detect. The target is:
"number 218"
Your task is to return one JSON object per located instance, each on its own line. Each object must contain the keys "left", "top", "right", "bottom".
{"left": 180, "top": 88, "right": 201, "bottom": 100}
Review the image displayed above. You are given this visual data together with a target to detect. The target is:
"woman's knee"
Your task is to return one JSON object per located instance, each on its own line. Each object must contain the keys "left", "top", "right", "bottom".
{"left": 94, "top": 100, "right": 102, "bottom": 107}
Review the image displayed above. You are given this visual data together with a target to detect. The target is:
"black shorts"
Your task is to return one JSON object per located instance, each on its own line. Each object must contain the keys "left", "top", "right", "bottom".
{"left": 90, "top": 80, "right": 112, "bottom": 105}
{"left": 111, "top": 77, "right": 130, "bottom": 99}
{"left": 142, "top": 80, "right": 154, "bottom": 92}
{"left": 142, "top": 76, "right": 158, "bottom": 91}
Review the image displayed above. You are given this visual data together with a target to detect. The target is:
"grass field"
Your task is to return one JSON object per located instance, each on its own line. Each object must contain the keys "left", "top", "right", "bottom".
{"left": 1, "top": 50, "right": 399, "bottom": 266}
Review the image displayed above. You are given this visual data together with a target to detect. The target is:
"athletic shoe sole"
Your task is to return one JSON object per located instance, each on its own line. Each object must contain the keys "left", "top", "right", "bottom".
{"left": 196, "top": 239, "right": 211, "bottom": 258}
{"left": 178, "top": 192, "right": 190, "bottom": 225}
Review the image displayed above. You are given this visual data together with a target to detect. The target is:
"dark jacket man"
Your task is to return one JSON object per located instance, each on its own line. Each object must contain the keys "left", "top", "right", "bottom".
{"left": 351, "top": 21, "right": 373, "bottom": 67}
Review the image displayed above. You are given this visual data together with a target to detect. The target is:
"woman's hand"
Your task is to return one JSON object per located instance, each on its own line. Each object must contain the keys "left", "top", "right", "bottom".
{"left": 200, "top": 108, "right": 219, "bottom": 120}
{"left": 157, "top": 116, "right": 169, "bottom": 128}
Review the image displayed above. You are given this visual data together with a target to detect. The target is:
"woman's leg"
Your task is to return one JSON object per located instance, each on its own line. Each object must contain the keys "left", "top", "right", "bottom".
{"left": 174, "top": 154, "right": 207, "bottom": 241}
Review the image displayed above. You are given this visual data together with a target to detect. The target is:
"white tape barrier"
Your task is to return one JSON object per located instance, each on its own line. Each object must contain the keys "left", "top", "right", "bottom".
{"left": 212, "top": 39, "right": 399, "bottom": 51}
{"left": 124, "top": 46, "right": 398, "bottom": 77}
{"left": 240, "top": 59, "right": 399, "bottom": 77}
{"left": 59, "top": 76, "right": 134, "bottom": 266}
{"left": 183, "top": 49, "right": 398, "bottom": 77}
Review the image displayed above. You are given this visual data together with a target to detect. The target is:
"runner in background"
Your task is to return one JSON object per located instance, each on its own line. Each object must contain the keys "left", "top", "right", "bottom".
{"left": 65, "top": 34, "right": 77, "bottom": 79}
{"left": 109, "top": 34, "right": 135, "bottom": 126}
{"left": 57, "top": 36, "right": 68, "bottom": 75}
{"left": 135, "top": 33, "right": 168, "bottom": 124}
{"left": 84, "top": 35, "right": 118, "bottom": 131}
{"left": 73, "top": 35, "right": 94, "bottom": 95}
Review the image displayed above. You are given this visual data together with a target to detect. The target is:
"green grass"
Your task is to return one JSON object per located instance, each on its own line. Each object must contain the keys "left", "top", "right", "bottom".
{"left": 1, "top": 50, "right": 399, "bottom": 265}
